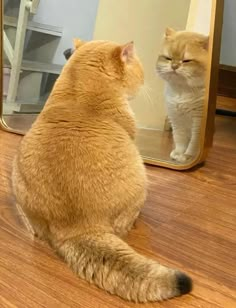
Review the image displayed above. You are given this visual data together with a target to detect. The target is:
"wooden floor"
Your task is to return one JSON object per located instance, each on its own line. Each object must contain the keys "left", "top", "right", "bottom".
{"left": 0, "top": 113, "right": 236, "bottom": 307}
{"left": 217, "top": 95, "right": 236, "bottom": 111}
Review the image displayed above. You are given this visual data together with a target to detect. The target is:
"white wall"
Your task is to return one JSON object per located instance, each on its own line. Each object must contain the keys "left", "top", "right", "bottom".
{"left": 4, "top": 0, "right": 99, "bottom": 65}
{"left": 186, "top": 0, "right": 212, "bottom": 35}
{"left": 94, "top": 0, "right": 190, "bottom": 130}
{"left": 32, "top": 0, "right": 99, "bottom": 65}
{"left": 220, "top": 0, "right": 236, "bottom": 66}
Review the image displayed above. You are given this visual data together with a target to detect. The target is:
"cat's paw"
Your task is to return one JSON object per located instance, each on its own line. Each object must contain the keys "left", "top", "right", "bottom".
{"left": 170, "top": 151, "right": 193, "bottom": 163}
{"left": 170, "top": 149, "right": 185, "bottom": 160}
{"left": 172, "top": 154, "right": 193, "bottom": 164}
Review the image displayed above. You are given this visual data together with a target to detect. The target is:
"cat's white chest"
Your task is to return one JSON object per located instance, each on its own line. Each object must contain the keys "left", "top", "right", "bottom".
{"left": 165, "top": 85, "right": 204, "bottom": 114}
{"left": 168, "top": 93, "right": 191, "bottom": 111}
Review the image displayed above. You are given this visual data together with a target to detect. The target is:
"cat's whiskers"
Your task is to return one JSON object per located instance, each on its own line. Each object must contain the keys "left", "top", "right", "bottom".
{"left": 140, "top": 83, "right": 155, "bottom": 108}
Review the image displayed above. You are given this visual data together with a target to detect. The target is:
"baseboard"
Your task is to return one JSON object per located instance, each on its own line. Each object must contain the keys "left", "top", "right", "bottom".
{"left": 217, "top": 64, "right": 236, "bottom": 98}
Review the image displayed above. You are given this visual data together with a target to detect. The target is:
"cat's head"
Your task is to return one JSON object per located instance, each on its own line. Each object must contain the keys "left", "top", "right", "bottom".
{"left": 63, "top": 39, "right": 144, "bottom": 99}
{"left": 156, "top": 28, "right": 209, "bottom": 87}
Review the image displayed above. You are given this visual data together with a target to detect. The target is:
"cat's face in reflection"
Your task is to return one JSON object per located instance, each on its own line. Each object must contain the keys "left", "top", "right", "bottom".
{"left": 156, "top": 28, "right": 209, "bottom": 87}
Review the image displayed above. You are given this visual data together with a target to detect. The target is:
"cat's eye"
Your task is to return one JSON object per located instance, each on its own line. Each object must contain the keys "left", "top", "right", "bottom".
{"left": 164, "top": 56, "right": 172, "bottom": 61}
{"left": 183, "top": 59, "right": 193, "bottom": 63}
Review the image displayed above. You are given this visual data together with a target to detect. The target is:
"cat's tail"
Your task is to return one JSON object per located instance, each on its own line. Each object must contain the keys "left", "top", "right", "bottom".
{"left": 53, "top": 231, "right": 192, "bottom": 303}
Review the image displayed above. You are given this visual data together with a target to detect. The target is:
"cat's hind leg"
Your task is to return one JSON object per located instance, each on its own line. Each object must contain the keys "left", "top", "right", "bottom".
{"left": 113, "top": 194, "right": 145, "bottom": 237}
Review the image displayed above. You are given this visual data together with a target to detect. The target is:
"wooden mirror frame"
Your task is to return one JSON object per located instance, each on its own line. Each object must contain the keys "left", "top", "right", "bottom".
{"left": 0, "top": 0, "right": 224, "bottom": 170}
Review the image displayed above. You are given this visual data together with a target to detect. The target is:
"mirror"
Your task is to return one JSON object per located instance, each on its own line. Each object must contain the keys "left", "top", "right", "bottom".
{"left": 0, "top": 0, "right": 223, "bottom": 169}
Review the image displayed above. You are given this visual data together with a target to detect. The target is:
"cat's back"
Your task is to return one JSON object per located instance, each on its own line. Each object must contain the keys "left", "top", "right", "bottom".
{"left": 12, "top": 111, "right": 146, "bottom": 213}
{"left": 15, "top": 112, "right": 142, "bottom": 180}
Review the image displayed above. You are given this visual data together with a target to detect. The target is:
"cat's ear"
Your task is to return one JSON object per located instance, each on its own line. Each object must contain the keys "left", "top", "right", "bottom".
{"left": 120, "top": 42, "right": 135, "bottom": 63}
{"left": 73, "top": 38, "right": 85, "bottom": 49}
{"left": 165, "top": 27, "right": 176, "bottom": 39}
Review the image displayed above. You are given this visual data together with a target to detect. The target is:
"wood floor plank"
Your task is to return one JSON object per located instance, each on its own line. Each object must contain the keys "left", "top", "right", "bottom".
{"left": 0, "top": 111, "right": 235, "bottom": 307}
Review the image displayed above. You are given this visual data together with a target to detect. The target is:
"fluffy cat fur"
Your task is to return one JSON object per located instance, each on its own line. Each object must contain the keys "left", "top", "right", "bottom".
{"left": 12, "top": 39, "right": 192, "bottom": 302}
{"left": 156, "top": 28, "right": 208, "bottom": 163}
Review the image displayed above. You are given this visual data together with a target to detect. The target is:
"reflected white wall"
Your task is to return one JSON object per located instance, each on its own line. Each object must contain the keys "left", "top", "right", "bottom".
{"left": 94, "top": 0, "right": 190, "bottom": 130}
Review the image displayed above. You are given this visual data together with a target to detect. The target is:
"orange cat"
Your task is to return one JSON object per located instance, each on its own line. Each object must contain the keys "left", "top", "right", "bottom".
{"left": 156, "top": 28, "right": 208, "bottom": 163}
{"left": 12, "top": 39, "right": 192, "bottom": 302}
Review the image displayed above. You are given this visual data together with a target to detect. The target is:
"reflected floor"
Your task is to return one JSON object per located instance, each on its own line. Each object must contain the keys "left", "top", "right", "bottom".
{"left": 3, "top": 114, "right": 174, "bottom": 162}
{"left": 3, "top": 114, "right": 38, "bottom": 133}
{"left": 136, "top": 128, "right": 173, "bottom": 162}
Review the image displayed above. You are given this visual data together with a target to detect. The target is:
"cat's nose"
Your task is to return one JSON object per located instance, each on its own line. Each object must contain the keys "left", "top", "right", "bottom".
{"left": 171, "top": 63, "right": 180, "bottom": 70}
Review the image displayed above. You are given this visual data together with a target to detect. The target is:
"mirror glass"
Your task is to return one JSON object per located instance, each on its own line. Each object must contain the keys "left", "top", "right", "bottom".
{"left": 1, "top": 0, "right": 213, "bottom": 167}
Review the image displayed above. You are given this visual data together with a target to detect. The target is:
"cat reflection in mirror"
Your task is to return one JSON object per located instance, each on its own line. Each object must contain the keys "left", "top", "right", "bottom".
{"left": 12, "top": 38, "right": 192, "bottom": 303}
{"left": 156, "top": 28, "right": 209, "bottom": 163}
